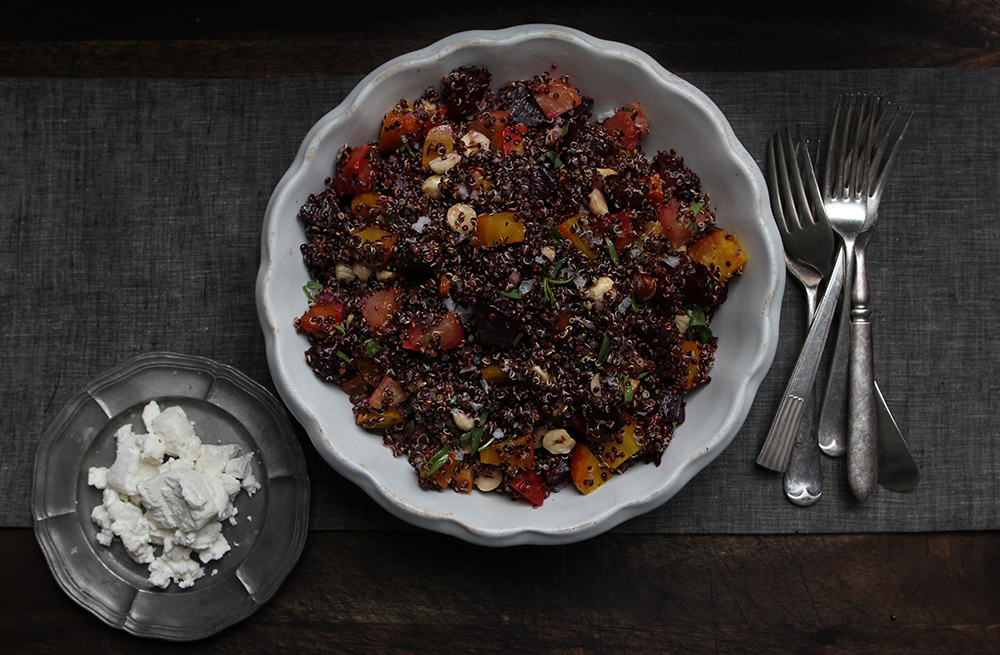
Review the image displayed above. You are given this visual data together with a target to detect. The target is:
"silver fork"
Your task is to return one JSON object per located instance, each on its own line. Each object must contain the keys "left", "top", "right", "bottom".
{"left": 819, "top": 95, "right": 911, "bottom": 499}
{"left": 757, "top": 133, "right": 846, "bottom": 473}
{"left": 764, "top": 129, "right": 835, "bottom": 502}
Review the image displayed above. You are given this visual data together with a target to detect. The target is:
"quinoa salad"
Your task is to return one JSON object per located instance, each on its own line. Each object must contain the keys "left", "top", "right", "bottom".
{"left": 294, "top": 66, "right": 747, "bottom": 506}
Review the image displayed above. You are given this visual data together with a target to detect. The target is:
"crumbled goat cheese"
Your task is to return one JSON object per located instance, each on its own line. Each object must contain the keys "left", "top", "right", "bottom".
{"left": 88, "top": 401, "right": 260, "bottom": 589}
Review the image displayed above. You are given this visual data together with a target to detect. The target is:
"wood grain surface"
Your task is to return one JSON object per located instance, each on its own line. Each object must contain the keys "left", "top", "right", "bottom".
{"left": 4, "top": 2, "right": 999, "bottom": 653}
{"left": 2, "top": 1, "right": 1000, "bottom": 77}
{"left": 5, "top": 529, "right": 1000, "bottom": 653}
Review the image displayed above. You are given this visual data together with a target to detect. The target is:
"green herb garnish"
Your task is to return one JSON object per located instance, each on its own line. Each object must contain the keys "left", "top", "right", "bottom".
{"left": 423, "top": 446, "right": 451, "bottom": 477}
{"left": 400, "top": 142, "right": 418, "bottom": 158}
{"left": 540, "top": 257, "right": 573, "bottom": 303}
{"left": 302, "top": 280, "right": 324, "bottom": 301}
{"left": 512, "top": 332, "right": 525, "bottom": 346}
{"left": 547, "top": 151, "right": 564, "bottom": 169}
{"left": 606, "top": 237, "right": 619, "bottom": 264}
{"left": 620, "top": 375, "right": 635, "bottom": 405}
{"left": 335, "top": 350, "right": 352, "bottom": 363}
{"left": 365, "top": 338, "right": 380, "bottom": 357}
{"left": 499, "top": 288, "right": 523, "bottom": 300}
{"left": 597, "top": 333, "right": 612, "bottom": 366}
{"left": 459, "top": 412, "right": 490, "bottom": 453}
{"left": 685, "top": 307, "right": 713, "bottom": 342}
{"left": 541, "top": 275, "right": 574, "bottom": 303}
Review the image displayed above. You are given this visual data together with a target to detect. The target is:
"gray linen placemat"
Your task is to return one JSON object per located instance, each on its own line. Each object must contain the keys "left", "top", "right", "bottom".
{"left": 2, "top": 70, "right": 997, "bottom": 534}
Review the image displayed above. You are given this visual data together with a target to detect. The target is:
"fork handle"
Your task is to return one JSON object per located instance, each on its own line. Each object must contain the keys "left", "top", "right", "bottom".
{"left": 817, "top": 252, "right": 854, "bottom": 457}
{"left": 758, "top": 249, "right": 845, "bottom": 471}
{"left": 847, "top": 247, "right": 879, "bottom": 499}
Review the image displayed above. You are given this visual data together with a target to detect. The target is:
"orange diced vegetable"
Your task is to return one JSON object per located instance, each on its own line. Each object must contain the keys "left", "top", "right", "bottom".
{"left": 599, "top": 419, "right": 641, "bottom": 468}
{"left": 570, "top": 442, "right": 611, "bottom": 495}
{"left": 402, "top": 312, "right": 465, "bottom": 353}
{"left": 332, "top": 144, "right": 375, "bottom": 195}
{"left": 339, "top": 373, "right": 367, "bottom": 396}
{"left": 422, "top": 124, "right": 456, "bottom": 168}
{"left": 678, "top": 341, "right": 703, "bottom": 390}
{"left": 369, "top": 375, "right": 410, "bottom": 410}
{"left": 362, "top": 288, "right": 402, "bottom": 333}
{"left": 492, "top": 124, "right": 527, "bottom": 157}
{"left": 423, "top": 451, "right": 457, "bottom": 489}
{"left": 351, "top": 226, "right": 397, "bottom": 265}
{"left": 569, "top": 419, "right": 642, "bottom": 495}
{"left": 451, "top": 463, "right": 475, "bottom": 493}
{"left": 551, "top": 311, "right": 572, "bottom": 341}
{"left": 341, "top": 358, "right": 382, "bottom": 395}
{"left": 355, "top": 407, "right": 404, "bottom": 431}
{"left": 601, "top": 103, "right": 649, "bottom": 150}
{"left": 687, "top": 229, "right": 748, "bottom": 283}
{"left": 297, "top": 300, "right": 343, "bottom": 335}
{"left": 656, "top": 200, "right": 694, "bottom": 248}
{"left": 350, "top": 192, "right": 388, "bottom": 219}
{"left": 479, "top": 433, "right": 534, "bottom": 469}
{"left": 645, "top": 173, "right": 664, "bottom": 203}
{"left": 378, "top": 101, "right": 432, "bottom": 153}
{"left": 481, "top": 363, "right": 511, "bottom": 384}
{"left": 556, "top": 213, "right": 599, "bottom": 259}
{"left": 475, "top": 212, "right": 525, "bottom": 247}
{"left": 530, "top": 77, "right": 583, "bottom": 119}
{"left": 470, "top": 110, "right": 510, "bottom": 139}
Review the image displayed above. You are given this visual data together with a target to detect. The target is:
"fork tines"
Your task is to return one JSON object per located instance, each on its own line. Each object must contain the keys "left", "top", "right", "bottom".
{"left": 824, "top": 95, "right": 912, "bottom": 203}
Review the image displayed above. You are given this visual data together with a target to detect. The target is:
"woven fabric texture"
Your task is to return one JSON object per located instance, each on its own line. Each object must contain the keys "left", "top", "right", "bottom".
{"left": 2, "top": 70, "right": 996, "bottom": 533}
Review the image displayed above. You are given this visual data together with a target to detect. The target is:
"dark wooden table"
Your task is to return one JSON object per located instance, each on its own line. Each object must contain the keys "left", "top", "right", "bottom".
{"left": 4, "top": 4, "right": 999, "bottom": 653}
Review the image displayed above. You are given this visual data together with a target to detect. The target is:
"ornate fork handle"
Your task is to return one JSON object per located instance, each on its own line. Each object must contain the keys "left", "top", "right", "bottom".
{"left": 758, "top": 248, "right": 845, "bottom": 471}
{"left": 847, "top": 242, "right": 878, "bottom": 498}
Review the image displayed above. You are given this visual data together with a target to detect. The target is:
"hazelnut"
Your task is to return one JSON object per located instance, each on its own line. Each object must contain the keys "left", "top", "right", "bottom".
{"left": 542, "top": 429, "right": 576, "bottom": 455}
{"left": 422, "top": 175, "right": 444, "bottom": 200}
{"left": 446, "top": 203, "right": 476, "bottom": 234}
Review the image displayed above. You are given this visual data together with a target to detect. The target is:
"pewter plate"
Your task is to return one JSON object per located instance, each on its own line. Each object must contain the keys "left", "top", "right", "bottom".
{"left": 32, "top": 352, "right": 310, "bottom": 641}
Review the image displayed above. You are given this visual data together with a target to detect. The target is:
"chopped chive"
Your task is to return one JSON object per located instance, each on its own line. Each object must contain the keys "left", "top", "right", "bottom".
{"left": 685, "top": 307, "right": 713, "bottom": 342}
{"left": 423, "top": 446, "right": 451, "bottom": 476}
{"left": 513, "top": 332, "right": 525, "bottom": 346}
{"left": 302, "top": 280, "right": 324, "bottom": 301}
{"left": 459, "top": 412, "right": 490, "bottom": 452}
{"left": 335, "top": 350, "right": 352, "bottom": 363}
{"left": 606, "top": 237, "right": 618, "bottom": 264}
{"left": 620, "top": 375, "right": 635, "bottom": 404}
{"left": 597, "top": 333, "right": 612, "bottom": 366}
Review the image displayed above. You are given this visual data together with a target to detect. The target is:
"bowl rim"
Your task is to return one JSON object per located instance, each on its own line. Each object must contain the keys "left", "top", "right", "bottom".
{"left": 256, "top": 24, "right": 783, "bottom": 546}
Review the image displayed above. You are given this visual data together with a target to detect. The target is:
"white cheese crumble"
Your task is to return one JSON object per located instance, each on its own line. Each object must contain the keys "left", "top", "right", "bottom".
{"left": 88, "top": 401, "right": 260, "bottom": 589}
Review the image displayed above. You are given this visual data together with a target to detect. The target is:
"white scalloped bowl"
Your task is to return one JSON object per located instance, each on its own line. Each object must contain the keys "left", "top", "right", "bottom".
{"left": 257, "top": 25, "right": 783, "bottom": 546}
